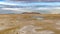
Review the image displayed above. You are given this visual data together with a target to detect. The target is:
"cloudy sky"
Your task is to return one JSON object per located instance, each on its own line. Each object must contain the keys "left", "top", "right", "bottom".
{"left": 0, "top": 0, "right": 60, "bottom": 7}
{"left": 0, "top": 0, "right": 60, "bottom": 9}
{"left": 0, "top": 0, "right": 60, "bottom": 14}
{"left": 5, "top": 0, "right": 60, "bottom": 2}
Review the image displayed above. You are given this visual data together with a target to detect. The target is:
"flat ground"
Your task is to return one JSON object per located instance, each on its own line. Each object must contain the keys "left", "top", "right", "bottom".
{"left": 0, "top": 14, "right": 60, "bottom": 34}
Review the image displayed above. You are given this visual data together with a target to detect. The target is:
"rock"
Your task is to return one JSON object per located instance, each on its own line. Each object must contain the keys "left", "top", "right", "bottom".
{"left": 22, "top": 12, "right": 40, "bottom": 14}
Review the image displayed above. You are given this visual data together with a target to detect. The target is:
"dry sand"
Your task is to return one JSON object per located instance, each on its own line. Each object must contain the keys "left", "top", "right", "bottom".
{"left": 0, "top": 14, "right": 60, "bottom": 34}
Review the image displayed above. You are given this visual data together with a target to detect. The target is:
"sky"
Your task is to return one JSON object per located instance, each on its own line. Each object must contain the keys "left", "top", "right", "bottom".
{"left": 0, "top": 0, "right": 60, "bottom": 14}
{"left": 0, "top": 0, "right": 60, "bottom": 9}
{"left": 0, "top": 0, "right": 60, "bottom": 6}
{"left": 0, "top": 0, "right": 3, "bottom": 1}
{"left": 2, "top": 0, "right": 60, "bottom": 2}
{"left": 0, "top": 0, "right": 60, "bottom": 10}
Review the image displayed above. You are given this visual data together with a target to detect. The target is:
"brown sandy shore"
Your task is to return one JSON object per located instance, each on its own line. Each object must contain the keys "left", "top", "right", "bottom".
{"left": 0, "top": 14, "right": 60, "bottom": 34}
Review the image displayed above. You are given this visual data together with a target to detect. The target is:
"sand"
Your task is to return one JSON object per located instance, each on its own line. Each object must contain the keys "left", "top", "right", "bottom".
{"left": 0, "top": 14, "right": 60, "bottom": 34}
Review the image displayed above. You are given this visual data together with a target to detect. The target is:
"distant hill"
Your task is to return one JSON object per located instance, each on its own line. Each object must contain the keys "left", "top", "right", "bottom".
{"left": 22, "top": 12, "right": 40, "bottom": 14}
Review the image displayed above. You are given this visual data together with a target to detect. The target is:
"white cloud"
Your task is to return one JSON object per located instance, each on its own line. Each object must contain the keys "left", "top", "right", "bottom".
{"left": 0, "top": 1, "right": 19, "bottom": 6}
{"left": 1, "top": 8, "right": 20, "bottom": 11}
